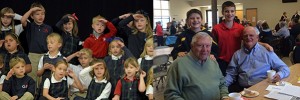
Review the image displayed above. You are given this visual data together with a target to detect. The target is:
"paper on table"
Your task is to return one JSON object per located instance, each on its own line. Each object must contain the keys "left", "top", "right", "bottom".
{"left": 266, "top": 85, "right": 284, "bottom": 92}
{"left": 264, "top": 91, "right": 293, "bottom": 100}
{"left": 279, "top": 85, "right": 300, "bottom": 98}
{"left": 154, "top": 47, "right": 173, "bottom": 57}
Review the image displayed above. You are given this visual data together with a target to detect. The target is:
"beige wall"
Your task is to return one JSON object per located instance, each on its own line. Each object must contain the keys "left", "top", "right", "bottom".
{"left": 242, "top": 0, "right": 300, "bottom": 29}
{"left": 171, "top": 0, "right": 300, "bottom": 28}
{"left": 200, "top": 5, "right": 242, "bottom": 24}
{"left": 169, "top": 0, "right": 199, "bottom": 23}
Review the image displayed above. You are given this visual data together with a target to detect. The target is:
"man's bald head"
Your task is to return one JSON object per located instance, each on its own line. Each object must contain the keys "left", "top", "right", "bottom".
{"left": 243, "top": 26, "right": 259, "bottom": 49}
{"left": 243, "top": 26, "right": 259, "bottom": 36}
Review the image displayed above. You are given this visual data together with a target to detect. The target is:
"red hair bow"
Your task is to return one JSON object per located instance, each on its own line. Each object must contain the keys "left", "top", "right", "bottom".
{"left": 72, "top": 13, "right": 79, "bottom": 21}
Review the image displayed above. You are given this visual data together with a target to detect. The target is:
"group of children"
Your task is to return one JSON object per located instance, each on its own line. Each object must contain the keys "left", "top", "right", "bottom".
{"left": 0, "top": 2, "right": 154, "bottom": 100}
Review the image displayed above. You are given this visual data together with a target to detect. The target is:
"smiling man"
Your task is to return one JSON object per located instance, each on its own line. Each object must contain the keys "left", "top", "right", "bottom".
{"left": 225, "top": 26, "right": 290, "bottom": 92}
{"left": 165, "top": 32, "right": 228, "bottom": 100}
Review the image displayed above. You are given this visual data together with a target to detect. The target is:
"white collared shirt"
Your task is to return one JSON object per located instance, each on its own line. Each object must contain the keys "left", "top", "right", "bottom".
{"left": 137, "top": 55, "right": 153, "bottom": 65}
{"left": 0, "top": 75, "right": 6, "bottom": 84}
{"left": 43, "top": 74, "right": 74, "bottom": 89}
{"left": 146, "top": 85, "right": 153, "bottom": 95}
{"left": 95, "top": 78, "right": 112, "bottom": 100}
{"left": 94, "top": 76, "right": 108, "bottom": 83}
{"left": 79, "top": 66, "right": 112, "bottom": 100}
{"left": 69, "top": 64, "right": 84, "bottom": 93}
{"left": 79, "top": 66, "right": 93, "bottom": 89}
{"left": 0, "top": 14, "right": 24, "bottom": 36}
{"left": 111, "top": 55, "right": 122, "bottom": 60}
{"left": 38, "top": 51, "right": 64, "bottom": 70}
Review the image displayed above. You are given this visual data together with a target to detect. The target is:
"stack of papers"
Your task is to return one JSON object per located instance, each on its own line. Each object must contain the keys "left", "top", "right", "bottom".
{"left": 265, "top": 85, "right": 300, "bottom": 100}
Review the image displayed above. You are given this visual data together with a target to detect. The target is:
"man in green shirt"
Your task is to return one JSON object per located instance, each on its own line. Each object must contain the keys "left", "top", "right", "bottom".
{"left": 164, "top": 32, "right": 228, "bottom": 100}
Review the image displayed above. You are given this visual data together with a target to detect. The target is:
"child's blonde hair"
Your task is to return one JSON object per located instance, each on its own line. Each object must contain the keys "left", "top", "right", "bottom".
{"left": 30, "top": 2, "right": 45, "bottom": 14}
{"left": 9, "top": 57, "right": 26, "bottom": 69}
{"left": 0, "top": 7, "right": 15, "bottom": 34}
{"left": 132, "top": 10, "right": 153, "bottom": 39}
{"left": 124, "top": 57, "right": 139, "bottom": 69}
{"left": 60, "top": 14, "right": 79, "bottom": 37}
{"left": 54, "top": 60, "right": 69, "bottom": 68}
{"left": 47, "top": 33, "right": 63, "bottom": 44}
{"left": 92, "top": 15, "right": 105, "bottom": 24}
{"left": 90, "top": 59, "right": 110, "bottom": 80}
{"left": 140, "top": 38, "right": 153, "bottom": 58}
{"left": 146, "top": 67, "right": 153, "bottom": 88}
{"left": 124, "top": 57, "right": 140, "bottom": 78}
{"left": 108, "top": 39, "right": 124, "bottom": 56}
{"left": 79, "top": 48, "right": 93, "bottom": 58}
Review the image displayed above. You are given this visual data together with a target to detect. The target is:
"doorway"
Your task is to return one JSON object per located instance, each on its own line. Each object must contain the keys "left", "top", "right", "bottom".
{"left": 246, "top": 8, "right": 257, "bottom": 26}
{"left": 206, "top": 10, "right": 219, "bottom": 31}
{"left": 236, "top": 10, "right": 243, "bottom": 23}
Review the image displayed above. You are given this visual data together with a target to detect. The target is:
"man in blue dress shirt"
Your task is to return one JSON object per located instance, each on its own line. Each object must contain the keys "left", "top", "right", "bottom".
{"left": 225, "top": 26, "right": 290, "bottom": 92}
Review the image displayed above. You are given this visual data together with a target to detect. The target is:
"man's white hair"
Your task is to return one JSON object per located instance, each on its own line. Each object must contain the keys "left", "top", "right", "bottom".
{"left": 279, "top": 21, "right": 287, "bottom": 28}
{"left": 244, "top": 26, "right": 259, "bottom": 35}
{"left": 191, "top": 32, "right": 212, "bottom": 46}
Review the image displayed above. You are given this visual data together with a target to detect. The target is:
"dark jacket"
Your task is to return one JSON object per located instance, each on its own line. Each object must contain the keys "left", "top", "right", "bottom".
{"left": 171, "top": 29, "right": 219, "bottom": 60}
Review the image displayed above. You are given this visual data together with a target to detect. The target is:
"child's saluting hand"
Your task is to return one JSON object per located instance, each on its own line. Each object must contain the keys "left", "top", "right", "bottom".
{"left": 4, "top": 13, "right": 15, "bottom": 17}
{"left": 91, "top": 62, "right": 102, "bottom": 68}
{"left": 119, "top": 13, "right": 131, "bottom": 19}
{"left": 30, "top": 7, "right": 43, "bottom": 12}
{"left": 5, "top": 69, "right": 14, "bottom": 80}
{"left": 133, "top": 14, "right": 144, "bottom": 19}
{"left": 98, "top": 19, "right": 108, "bottom": 23}
{"left": 116, "top": 40, "right": 125, "bottom": 48}
{"left": 0, "top": 40, "right": 5, "bottom": 47}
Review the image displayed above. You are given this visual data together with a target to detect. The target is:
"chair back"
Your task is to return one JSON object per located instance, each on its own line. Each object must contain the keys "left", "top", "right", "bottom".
{"left": 153, "top": 54, "right": 169, "bottom": 66}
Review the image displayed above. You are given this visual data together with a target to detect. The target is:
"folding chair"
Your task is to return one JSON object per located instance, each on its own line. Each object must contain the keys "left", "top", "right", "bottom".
{"left": 153, "top": 54, "right": 170, "bottom": 90}
{"left": 269, "top": 37, "right": 283, "bottom": 58}
{"left": 289, "top": 51, "right": 294, "bottom": 65}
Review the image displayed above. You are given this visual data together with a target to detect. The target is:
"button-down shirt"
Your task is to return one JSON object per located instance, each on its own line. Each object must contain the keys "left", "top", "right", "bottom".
{"left": 225, "top": 43, "right": 290, "bottom": 87}
{"left": 273, "top": 26, "right": 290, "bottom": 38}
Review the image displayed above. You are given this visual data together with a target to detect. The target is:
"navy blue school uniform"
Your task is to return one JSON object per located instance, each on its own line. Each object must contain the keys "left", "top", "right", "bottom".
{"left": 49, "top": 77, "right": 69, "bottom": 99}
{"left": 36, "top": 53, "right": 64, "bottom": 99}
{"left": 104, "top": 55, "right": 124, "bottom": 90}
{"left": 139, "top": 57, "right": 152, "bottom": 100}
{"left": 104, "top": 47, "right": 133, "bottom": 98}
{"left": 3, "top": 75, "right": 36, "bottom": 98}
{"left": 24, "top": 22, "right": 52, "bottom": 53}
{"left": 0, "top": 29, "right": 12, "bottom": 40}
{"left": 54, "top": 17, "right": 81, "bottom": 65}
{"left": 40, "top": 53, "right": 65, "bottom": 82}
{"left": 111, "top": 17, "right": 129, "bottom": 46}
{"left": 119, "top": 15, "right": 146, "bottom": 58}
{"left": 74, "top": 78, "right": 111, "bottom": 100}
{"left": 140, "top": 57, "right": 153, "bottom": 78}
{"left": 1, "top": 50, "right": 31, "bottom": 75}
{"left": 114, "top": 77, "right": 144, "bottom": 100}
{"left": 39, "top": 76, "right": 71, "bottom": 100}
{"left": 86, "top": 79, "right": 109, "bottom": 100}
{"left": 120, "top": 78, "right": 142, "bottom": 100}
